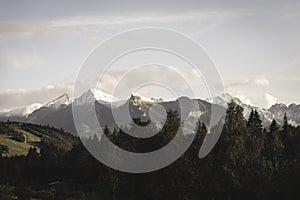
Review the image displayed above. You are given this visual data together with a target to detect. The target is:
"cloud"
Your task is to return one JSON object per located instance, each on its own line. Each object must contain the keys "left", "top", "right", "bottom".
{"left": 0, "top": 9, "right": 249, "bottom": 39}
{"left": 96, "top": 65, "right": 207, "bottom": 99}
{"left": 264, "top": 93, "right": 277, "bottom": 108}
{"left": 0, "top": 65, "right": 209, "bottom": 110}
{"left": 235, "top": 94, "right": 253, "bottom": 106}
{"left": 0, "top": 51, "right": 45, "bottom": 70}
{"left": 0, "top": 21, "right": 69, "bottom": 38}
{"left": 0, "top": 82, "right": 74, "bottom": 110}
{"left": 227, "top": 77, "right": 270, "bottom": 88}
{"left": 51, "top": 10, "right": 248, "bottom": 27}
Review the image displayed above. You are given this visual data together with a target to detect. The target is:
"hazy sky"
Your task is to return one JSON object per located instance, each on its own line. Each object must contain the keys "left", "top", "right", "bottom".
{"left": 0, "top": 0, "right": 300, "bottom": 110}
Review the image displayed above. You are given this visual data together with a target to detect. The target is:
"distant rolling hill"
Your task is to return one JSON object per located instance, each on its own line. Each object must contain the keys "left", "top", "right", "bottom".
{"left": 0, "top": 122, "right": 79, "bottom": 157}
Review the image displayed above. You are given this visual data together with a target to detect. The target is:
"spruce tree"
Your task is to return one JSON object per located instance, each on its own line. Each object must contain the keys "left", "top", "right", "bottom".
{"left": 247, "top": 110, "right": 263, "bottom": 132}
{"left": 267, "top": 119, "right": 284, "bottom": 171}
{"left": 270, "top": 119, "right": 279, "bottom": 133}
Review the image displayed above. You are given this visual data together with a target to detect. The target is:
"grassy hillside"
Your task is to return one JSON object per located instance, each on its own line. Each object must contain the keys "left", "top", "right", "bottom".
{"left": 0, "top": 122, "right": 79, "bottom": 157}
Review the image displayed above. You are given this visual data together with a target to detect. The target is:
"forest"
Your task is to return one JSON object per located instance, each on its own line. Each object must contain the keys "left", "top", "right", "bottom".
{"left": 0, "top": 101, "right": 299, "bottom": 200}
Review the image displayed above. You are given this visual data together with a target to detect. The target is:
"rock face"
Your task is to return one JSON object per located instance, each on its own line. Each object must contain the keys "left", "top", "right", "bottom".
{"left": 269, "top": 103, "right": 300, "bottom": 126}
{"left": 27, "top": 94, "right": 72, "bottom": 124}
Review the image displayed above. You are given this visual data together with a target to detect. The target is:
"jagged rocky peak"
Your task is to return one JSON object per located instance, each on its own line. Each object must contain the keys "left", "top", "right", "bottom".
{"left": 44, "top": 93, "right": 72, "bottom": 109}
{"left": 288, "top": 103, "right": 298, "bottom": 109}
{"left": 269, "top": 103, "right": 288, "bottom": 112}
{"left": 129, "top": 93, "right": 161, "bottom": 105}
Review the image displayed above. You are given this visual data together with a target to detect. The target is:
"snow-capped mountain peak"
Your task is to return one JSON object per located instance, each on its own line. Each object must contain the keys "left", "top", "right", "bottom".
{"left": 208, "top": 93, "right": 278, "bottom": 127}
{"left": 91, "top": 89, "right": 116, "bottom": 102}
{"left": 1, "top": 90, "right": 299, "bottom": 131}
{"left": 23, "top": 103, "right": 43, "bottom": 116}
{"left": 44, "top": 94, "right": 71, "bottom": 109}
{"left": 74, "top": 88, "right": 118, "bottom": 105}
{"left": 206, "top": 93, "right": 243, "bottom": 107}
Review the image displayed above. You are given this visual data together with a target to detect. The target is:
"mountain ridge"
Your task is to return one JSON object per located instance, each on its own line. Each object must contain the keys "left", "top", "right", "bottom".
{"left": 0, "top": 89, "right": 299, "bottom": 136}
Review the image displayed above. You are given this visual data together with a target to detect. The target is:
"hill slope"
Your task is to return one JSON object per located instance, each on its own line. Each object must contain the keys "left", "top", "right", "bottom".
{"left": 0, "top": 122, "right": 79, "bottom": 157}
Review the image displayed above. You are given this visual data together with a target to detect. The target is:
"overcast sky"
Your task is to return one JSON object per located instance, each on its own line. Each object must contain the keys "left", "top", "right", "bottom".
{"left": 0, "top": 0, "right": 300, "bottom": 110}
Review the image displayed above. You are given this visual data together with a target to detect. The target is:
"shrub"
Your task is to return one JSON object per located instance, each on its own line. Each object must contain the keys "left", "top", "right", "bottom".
{"left": 12, "top": 132, "right": 26, "bottom": 143}
{"left": 0, "top": 144, "right": 9, "bottom": 154}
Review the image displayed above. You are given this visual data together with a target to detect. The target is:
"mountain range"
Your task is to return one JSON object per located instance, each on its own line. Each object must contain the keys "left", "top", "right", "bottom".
{"left": 0, "top": 89, "right": 299, "bottom": 135}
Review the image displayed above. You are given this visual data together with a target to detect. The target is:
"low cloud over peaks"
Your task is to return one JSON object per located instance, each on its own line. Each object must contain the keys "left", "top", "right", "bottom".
{"left": 264, "top": 93, "right": 278, "bottom": 108}
{"left": 227, "top": 77, "right": 270, "bottom": 88}
{"left": 0, "top": 82, "right": 74, "bottom": 111}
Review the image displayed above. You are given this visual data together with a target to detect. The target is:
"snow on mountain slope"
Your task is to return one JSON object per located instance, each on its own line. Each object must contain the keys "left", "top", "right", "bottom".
{"left": 206, "top": 93, "right": 247, "bottom": 108}
{"left": 212, "top": 94, "right": 300, "bottom": 127}
{"left": 44, "top": 94, "right": 72, "bottom": 109}
{"left": 26, "top": 94, "right": 72, "bottom": 124}
{"left": 1, "top": 103, "right": 42, "bottom": 117}
{"left": 208, "top": 94, "right": 278, "bottom": 127}
{"left": 268, "top": 103, "right": 288, "bottom": 119}
{"left": 2, "top": 89, "right": 299, "bottom": 135}
{"left": 129, "top": 93, "right": 158, "bottom": 106}
{"left": 74, "top": 88, "right": 118, "bottom": 105}
{"left": 1, "top": 94, "right": 71, "bottom": 119}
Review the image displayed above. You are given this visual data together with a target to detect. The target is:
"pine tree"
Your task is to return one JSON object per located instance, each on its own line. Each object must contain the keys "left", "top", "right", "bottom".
{"left": 283, "top": 114, "right": 288, "bottom": 130}
{"left": 267, "top": 119, "right": 284, "bottom": 171}
{"left": 247, "top": 110, "right": 263, "bottom": 132}
{"left": 224, "top": 100, "right": 246, "bottom": 135}
{"left": 281, "top": 113, "right": 292, "bottom": 141}
{"left": 24, "top": 147, "right": 40, "bottom": 182}
{"left": 281, "top": 114, "right": 294, "bottom": 161}
{"left": 270, "top": 119, "right": 279, "bottom": 133}
{"left": 247, "top": 110, "right": 254, "bottom": 127}
{"left": 243, "top": 109, "right": 266, "bottom": 193}
{"left": 215, "top": 101, "right": 247, "bottom": 191}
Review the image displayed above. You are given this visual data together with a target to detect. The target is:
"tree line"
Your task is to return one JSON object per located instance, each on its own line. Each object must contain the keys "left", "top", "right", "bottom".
{"left": 0, "top": 101, "right": 299, "bottom": 199}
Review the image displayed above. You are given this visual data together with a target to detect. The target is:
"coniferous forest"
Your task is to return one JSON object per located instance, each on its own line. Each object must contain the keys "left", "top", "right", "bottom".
{"left": 0, "top": 101, "right": 300, "bottom": 200}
